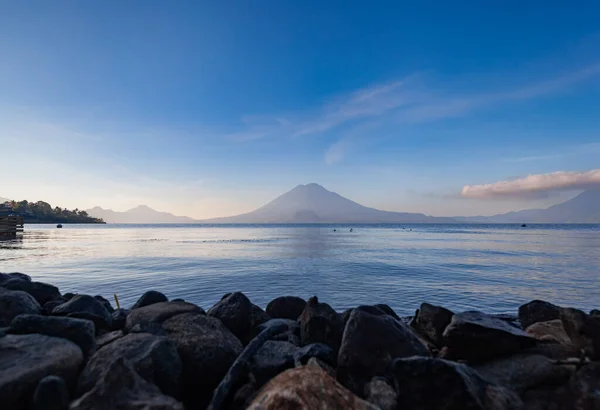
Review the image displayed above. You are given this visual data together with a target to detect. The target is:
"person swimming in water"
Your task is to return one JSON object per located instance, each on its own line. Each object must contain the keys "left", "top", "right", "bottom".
{"left": 349, "top": 228, "right": 353, "bottom": 232}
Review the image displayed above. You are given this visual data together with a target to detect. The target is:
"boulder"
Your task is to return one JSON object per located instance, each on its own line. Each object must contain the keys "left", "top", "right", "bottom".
{"left": 560, "top": 307, "right": 600, "bottom": 359}
{"left": 554, "top": 362, "right": 600, "bottom": 410}
{"left": 251, "top": 340, "right": 298, "bottom": 386}
{"left": 390, "top": 356, "right": 524, "bottom": 410}
{"left": 338, "top": 307, "right": 429, "bottom": 395}
{"left": 131, "top": 290, "right": 169, "bottom": 310}
{"left": 266, "top": 296, "right": 307, "bottom": 320}
{"left": 0, "top": 287, "right": 41, "bottom": 326}
{"left": 364, "top": 377, "right": 397, "bottom": 410}
{"left": 93, "top": 295, "right": 114, "bottom": 314}
{"left": 2, "top": 280, "right": 61, "bottom": 306}
{"left": 32, "top": 375, "right": 69, "bottom": 410}
{"left": 590, "top": 309, "right": 600, "bottom": 317}
{"left": 96, "top": 330, "right": 124, "bottom": 349}
{"left": 70, "top": 357, "right": 184, "bottom": 410}
{"left": 474, "top": 353, "right": 573, "bottom": 393}
{"left": 248, "top": 318, "right": 300, "bottom": 345}
{"left": 0, "top": 334, "right": 83, "bottom": 410}
{"left": 293, "top": 343, "right": 336, "bottom": 367}
{"left": 162, "top": 312, "right": 243, "bottom": 408}
{"left": 231, "top": 382, "right": 258, "bottom": 410}
{"left": 298, "top": 296, "right": 343, "bottom": 352}
{"left": 526, "top": 319, "right": 572, "bottom": 345}
{"left": 373, "top": 304, "right": 401, "bottom": 320}
{"left": 410, "top": 302, "right": 454, "bottom": 347}
{"left": 518, "top": 300, "right": 560, "bottom": 329}
{"left": 77, "top": 333, "right": 181, "bottom": 399}
{"left": 52, "top": 295, "right": 112, "bottom": 331}
{"left": 42, "top": 299, "right": 65, "bottom": 315}
{"left": 125, "top": 301, "right": 205, "bottom": 332}
{"left": 110, "top": 308, "right": 129, "bottom": 330}
{"left": 247, "top": 361, "right": 378, "bottom": 410}
{"left": 443, "top": 311, "right": 537, "bottom": 363}
{"left": 9, "top": 314, "right": 96, "bottom": 359}
{"left": 207, "top": 292, "right": 253, "bottom": 341}
{"left": 250, "top": 304, "right": 270, "bottom": 327}
{"left": 0, "top": 272, "right": 31, "bottom": 285}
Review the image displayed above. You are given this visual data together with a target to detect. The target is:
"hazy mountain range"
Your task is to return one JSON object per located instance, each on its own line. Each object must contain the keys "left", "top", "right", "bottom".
{"left": 84, "top": 183, "right": 600, "bottom": 224}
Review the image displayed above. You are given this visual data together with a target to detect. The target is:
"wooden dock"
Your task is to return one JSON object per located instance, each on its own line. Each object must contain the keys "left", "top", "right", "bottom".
{"left": 0, "top": 216, "right": 24, "bottom": 236}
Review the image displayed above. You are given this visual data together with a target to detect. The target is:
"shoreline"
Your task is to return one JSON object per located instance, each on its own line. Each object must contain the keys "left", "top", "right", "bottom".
{"left": 1, "top": 272, "right": 599, "bottom": 409}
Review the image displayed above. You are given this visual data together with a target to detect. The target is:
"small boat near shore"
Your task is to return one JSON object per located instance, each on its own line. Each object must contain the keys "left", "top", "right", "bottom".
{"left": 57, "top": 224, "right": 63, "bottom": 228}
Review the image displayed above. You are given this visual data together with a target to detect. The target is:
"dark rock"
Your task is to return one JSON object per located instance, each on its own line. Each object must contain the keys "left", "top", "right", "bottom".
{"left": 93, "top": 295, "right": 114, "bottom": 314}
{"left": 131, "top": 290, "right": 169, "bottom": 310}
{"left": 207, "top": 291, "right": 253, "bottom": 341}
{"left": 590, "top": 309, "right": 600, "bottom": 317}
{"left": 52, "top": 295, "right": 112, "bottom": 331}
{"left": 0, "top": 287, "right": 41, "bottom": 326}
{"left": 247, "top": 360, "right": 378, "bottom": 410}
{"left": 125, "top": 300, "right": 204, "bottom": 332}
{"left": 560, "top": 307, "right": 600, "bottom": 359}
{"left": 9, "top": 314, "right": 96, "bottom": 359}
{"left": 96, "top": 330, "right": 124, "bottom": 349}
{"left": 443, "top": 311, "right": 537, "bottom": 363}
{"left": 0, "top": 272, "right": 31, "bottom": 285}
{"left": 338, "top": 307, "right": 429, "bottom": 396}
{"left": 251, "top": 340, "right": 298, "bottom": 386}
{"left": 32, "top": 375, "right": 69, "bottom": 410}
{"left": 364, "top": 377, "right": 397, "bottom": 410}
{"left": 250, "top": 303, "right": 270, "bottom": 327}
{"left": 526, "top": 319, "right": 572, "bottom": 345}
{"left": 521, "top": 386, "right": 559, "bottom": 410}
{"left": 518, "top": 300, "right": 561, "bottom": 329}
{"left": 555, "top": 361, "right": 600, "bottom": 410}
{"left": 129, "top": 322, "right": 168, "bottom": 336}
{"left": 390, "top": 356, "right": 524, "bottom": 410}
{"left": 474, "top": 353, "right": 573, "bottom": 393}
{"left": 162, "top": 312, "right": 243, "bottom": 408}
{"left": 373, "top": 304, "right": 401, "bottom": 320}
{"left": 171, "top": 298, "right": 185, "bottom": 302}
{"left": 66, "top": 312, "right": 110, "bottom": 335}
{"left": 266, "top": 296, "right": 307, "bottom": 320}
{"left": 230, "top": 382, "right": 258, "bottom": 410}
{"left": 0, "top": 334, "right": 83, "bottom": 410}
{"left": 410, "top": 302, "right": 454, "bottom": 347}
{"left": 70, "top": 357, "right": 184, "bottom": 410}
{"left": 42, "top": 299, "right": 65, "bottom": 315}
{"left": 110, "top": 308, "right": 129, "bottom": 330}
{"left": 62, "top": 292, "right": 76, "bottom": 300}
{"left": 77, "top": 332, "right": 181, "bottom": 398}
{"left": 293, "top": 342, "right": 336, "bottom": 367}
{"left": 248, "top": 318, "right": 300, "bottom": 345}
{"left": 298, "top": 296, "right": 343, "bottom": 352}
{"left": 2, "top": 280, "right": 61, "bottom": 306}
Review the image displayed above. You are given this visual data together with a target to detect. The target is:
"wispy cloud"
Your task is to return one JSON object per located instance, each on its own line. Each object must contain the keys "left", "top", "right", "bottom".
{"left": 461, "top": 169, "right": 600, "bottom": 199}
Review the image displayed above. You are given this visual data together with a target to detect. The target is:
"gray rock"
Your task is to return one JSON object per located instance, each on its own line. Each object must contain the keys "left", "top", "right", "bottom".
{"left": 96, "top": 330, "right": 124, "bottom": 349}
{"left": 132, "top": 290, "right": 169, "bottom": 310}
{"left": 77, "top": 332, "right": 181, "bottom": 399}
{"left": 443, "top": 311, "right": 537, "bottom": 363}
{"left": 251, "top": 340, "right": 298, "bottom": 386}
{"left": 93, "top": 295, "right": 114, "bottom": 314}
{"left": 32, "top": 375, "right": 69, "bottom": 410}
{"left": 560, "top": 307, "right": 600, "bottom": 359}
{"left": 266, "top": 296, "right": 307, "bottom": 320}
{"left": 42, "top": 300, "right": 65, "bottom": 315}
{"left": 338, "top": 307, "right": 429, "bottom": 396}
{"left": 373, "top": 304, "right": 401, "bottom": 320}
{"left": 365, "top": 377, "right": 397, "bottom": 410}
{"left": 207, "top": 292, "right": 253, "bottom": 341}
{"left": 474, "top": 353, "right": 573, "bottom": 393}
{"left": 70, "top": 357, "right": 184, "bottom": 410}
{"left": 298, "top": 296, "right": 343, "bottom": 352}
{"left": 2, "top": 280, "right": 61, "bottom": 306}
{"left": 52, "top": 295, "right": 112, "bottom": 331}
{"left": 410, "top": 302, "right": 454, "bottom": 347}
{"left": 391, "top": 356, "right": 524, "bottom": 410}
{"left": 248, "top": 318, "right": 300, "bottom": 345}
{"left": 9, "top": 314, "right": 96, "bottom": 359}
{"left": 250, "top": 304, "right": 270, "bottom": 327}
{"left": 162, "top": 312, "right": 243, "bottom": 408}
{"left": 110, "top": 308, "right": 128, "bottom": 330}
{"left": 0, "top": 272, "right": 31, "bottom": 285}
{"left": 518, "top": 300, "right": 561, "bottom": 329}
{"left": 0, "top": 334, "right": 83, "bottom": 410}
{"left": 293, "top": 343, "right": 336, "bottom": 367}
{"left": 125, "top": 300, "right": 204, "bottom": 332}
{"left": 0, "top": 287, "right": 41, "bottom": 326}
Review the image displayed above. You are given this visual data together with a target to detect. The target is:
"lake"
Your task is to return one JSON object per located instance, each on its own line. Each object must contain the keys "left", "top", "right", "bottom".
{"left": 1, "top": 224, "right": 599, "bottom": 316}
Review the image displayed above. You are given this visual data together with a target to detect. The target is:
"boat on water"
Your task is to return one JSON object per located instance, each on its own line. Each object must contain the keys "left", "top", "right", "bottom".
{"left": 57, "top": 224, "right": 63, "bottom": 228}
{"left": 521, "top": 224, "right": 527, "bottom": 227}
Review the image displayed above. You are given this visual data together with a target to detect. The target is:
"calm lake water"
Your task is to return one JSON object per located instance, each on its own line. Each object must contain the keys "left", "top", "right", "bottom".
{"left": 1, "top": 224, "right": 599, "bottom": 315}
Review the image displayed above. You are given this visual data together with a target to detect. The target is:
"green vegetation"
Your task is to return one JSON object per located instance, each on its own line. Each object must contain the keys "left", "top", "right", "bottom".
{"left": 1, "top": 200, "right": 105, "bottom": 224}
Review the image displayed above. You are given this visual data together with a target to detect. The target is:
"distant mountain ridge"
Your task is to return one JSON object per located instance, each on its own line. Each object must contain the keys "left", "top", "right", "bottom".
{"left": 87, "top": 205, "right": 198, "bottom": 224}
{"left": 455, "top": 188, "right": 600, "bottom": 223}
{"left": 200, "top": 183, "right": 455, "bottom": 223}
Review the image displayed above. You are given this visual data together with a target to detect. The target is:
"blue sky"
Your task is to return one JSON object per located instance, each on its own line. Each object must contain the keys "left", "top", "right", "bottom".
{"left": 1, "top": 1, "right": 599, "bottom": 218}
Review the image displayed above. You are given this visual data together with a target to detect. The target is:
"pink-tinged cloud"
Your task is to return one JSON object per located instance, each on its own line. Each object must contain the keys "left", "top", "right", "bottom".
{"left": 461, "top": 169, "right": 600, "bottom": 199}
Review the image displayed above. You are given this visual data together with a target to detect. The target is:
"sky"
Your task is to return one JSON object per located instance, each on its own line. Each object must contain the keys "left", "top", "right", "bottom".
{"left": 1, "top": 1, "right": 599, "bottom": 218}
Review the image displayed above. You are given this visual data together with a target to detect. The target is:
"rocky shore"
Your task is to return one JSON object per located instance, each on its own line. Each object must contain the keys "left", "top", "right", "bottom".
{"left": 1, "top": 272, "right": 599, "bottom": 410}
